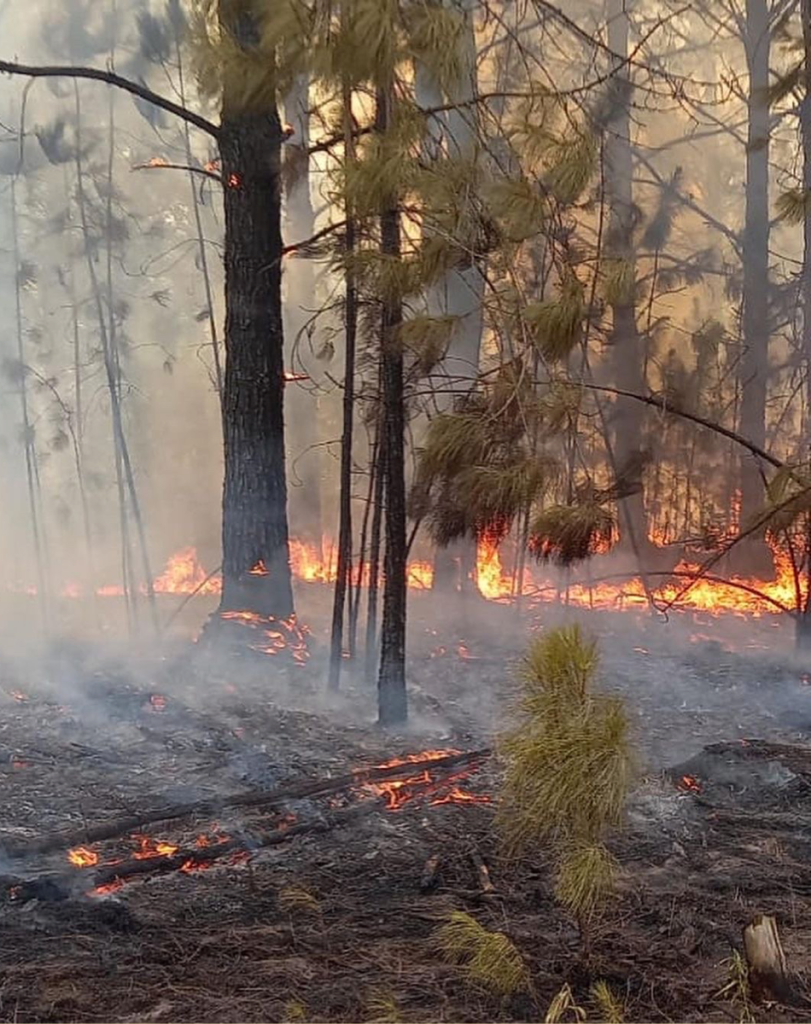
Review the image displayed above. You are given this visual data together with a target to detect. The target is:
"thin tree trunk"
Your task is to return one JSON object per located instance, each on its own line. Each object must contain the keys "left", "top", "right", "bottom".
{"left": 376, "top": 84, "right": 408, "bottom": 727}
{"left": 605, "top": 0, "right": 651, "bottom": 565}
{"left": 352, "top": 425, "right": 380, "bottom": 661}
{"left": 283, "top": 73, "right": 323, "bottom": 550}
{"left": 365, "top": 416, "right": 386, "bottom": 685}
{"left": 738, "top": 0, "right": 772, "bottom": 568}
{"left": 176, "top": 35, "right": 222, "bottom": 400}
{"left": 10, "top": 178, "right": 49, "bottom": 630}
{"left": 329, "top": 73, "right": 358, "bottom": 692}
{"left": 799, "top": 0, "right": 811, "bottom": 647}
{"left": 216, "top": 0, "right": 294, "bottom": 622}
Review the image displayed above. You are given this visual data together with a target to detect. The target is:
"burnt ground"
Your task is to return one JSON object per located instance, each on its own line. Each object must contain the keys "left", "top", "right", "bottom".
{"left": 2, "top": 587, "right": 811, "bottom": 1022}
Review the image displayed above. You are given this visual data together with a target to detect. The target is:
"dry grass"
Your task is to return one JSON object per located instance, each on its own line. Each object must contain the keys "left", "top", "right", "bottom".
{"left": 554, "top": 842, "right": 617, "bottom": 923}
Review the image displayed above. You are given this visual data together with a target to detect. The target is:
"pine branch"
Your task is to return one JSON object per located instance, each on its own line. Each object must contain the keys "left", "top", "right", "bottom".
{"left": 0, "top": 60, "right": 219, "bottom": 138}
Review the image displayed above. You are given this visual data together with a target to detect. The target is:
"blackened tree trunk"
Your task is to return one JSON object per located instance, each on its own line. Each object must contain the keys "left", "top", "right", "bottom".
{"left": 605, "top": 0, "right": 652, "bottom": 567}
{"left": 216, "top": 6, "right": 294, "bottom": 620}
{"left": 738, "top": 0, "right": 772, "bottom": 566}
{"left": 376, "top": 85, "right": 408, "bottom": 727}
{"left": 329, "top": 73, "right": 358, "bottom": 691}
{"left": 798, "top": 0, "right": 811, "bottom": 648}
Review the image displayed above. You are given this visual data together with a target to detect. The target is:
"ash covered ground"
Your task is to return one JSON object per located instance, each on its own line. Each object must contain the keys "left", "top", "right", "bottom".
{"left": 1, "top": 588, "right": 811, "bottom": 1022}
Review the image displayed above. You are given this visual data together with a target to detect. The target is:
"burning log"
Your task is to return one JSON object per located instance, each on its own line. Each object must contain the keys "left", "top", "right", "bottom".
{"left": 1, "top": 748, "right": 491, "bottom": 860}
{"left": 89, "top": 802, "right": 378, "bottom": 894}
{"left": 743, "top": 915, "right": 795, "bottom": 1005}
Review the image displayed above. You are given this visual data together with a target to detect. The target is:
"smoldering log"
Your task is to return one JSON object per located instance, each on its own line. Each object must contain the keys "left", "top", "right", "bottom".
{"left": 0, "top": 748, "right": 491, "bottom": 860}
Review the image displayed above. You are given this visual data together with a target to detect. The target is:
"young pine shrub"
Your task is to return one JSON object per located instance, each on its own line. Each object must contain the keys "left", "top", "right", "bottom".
{"left": 499, "top": 626, "right": 634, "bottom": 935}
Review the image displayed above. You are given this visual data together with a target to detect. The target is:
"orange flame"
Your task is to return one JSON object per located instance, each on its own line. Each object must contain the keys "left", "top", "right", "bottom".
{"left": 131, "top": 835, "right": 179, "bottom": 860}
{"left": 68, "top": 846, "right": 99, "bottom": 868}
{"left": 153, "top": 547, "right": 220, "bottom": 596}
{"left": 362, "top": 750, "right": 487, "bottom": 810}
{"left": 678, "top": 774, "right": 701, "bottom": 794}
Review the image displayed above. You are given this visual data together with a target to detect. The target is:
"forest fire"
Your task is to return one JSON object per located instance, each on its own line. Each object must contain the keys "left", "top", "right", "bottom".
{"left": 12, "top": 532, "right": 802, "bottom": 625}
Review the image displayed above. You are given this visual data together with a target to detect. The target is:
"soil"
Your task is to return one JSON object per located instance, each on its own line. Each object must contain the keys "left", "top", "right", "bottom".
{"left": 2, "top": 586, "right": 811, "bottom": 1022}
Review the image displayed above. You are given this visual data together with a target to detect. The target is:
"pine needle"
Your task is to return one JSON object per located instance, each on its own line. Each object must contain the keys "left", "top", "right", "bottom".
{"left": 365, "top": 989, "right": 402, "bottom": 1023}
{"left": 529, "top": 502, "right": 616, "bottom": 566}
{"left": 283, "top": 998, "right": 309, "bottom": 1023}
{"left": 555, "top": 842, "right": 617, "bottom": 922}
{"left": 590, "top": 980, "right": 625, "bottom": 1023}
{"left": 278, "top": 885, "right": 320, "bottom": 913}
{"left": 545, "top": 983, "right": 586, "bottom": 1023}
{"left": 435, "top": 911, "right": 530, "bottom": 997}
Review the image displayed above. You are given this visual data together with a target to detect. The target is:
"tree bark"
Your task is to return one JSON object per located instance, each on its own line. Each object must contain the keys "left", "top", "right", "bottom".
{"left": 217, "top": 110, "right": 294, "bottom": 619}
{"left": 799, "top": 0, "right": 811, "bottom": 647}
{"left": 605, "top": 0, "right": 653, "bottom": 565}
{"left": 329, "top": 71, "right": 358, "bottom": 691}
{"left": 737, "top": 0, "right": 772, "bottom": 570}
{"left": 377, "top": 85, "right": 408, "bottom": 727}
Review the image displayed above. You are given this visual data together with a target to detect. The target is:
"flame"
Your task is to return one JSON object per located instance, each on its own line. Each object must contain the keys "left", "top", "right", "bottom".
{"left": 677, "top": 774, "right": 701, "bottom": 794}
{"left": 153, "top": 547, "right": 221, "bottom": 595}
{"left": 148, "top": 156, "right": 169, "bottom": 167}
{"left": 362, "top": 749, "right": 488, "bottom": 810}
{"left": 9, "top": 690, "right": 28, "bottom": 703}
{"left": 227, "top": 173, "right": 241, "bottom": 188}
{"left": 132, "top": 835, "right": 179, "bottom": 860}
{"left": 68, "top": 846, "right": 99, "bottom": 867}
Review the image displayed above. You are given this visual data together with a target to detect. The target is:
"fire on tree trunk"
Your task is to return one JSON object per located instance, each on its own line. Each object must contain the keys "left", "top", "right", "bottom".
{"left": 216, "top": 73, "right": 294, "bottom": 620}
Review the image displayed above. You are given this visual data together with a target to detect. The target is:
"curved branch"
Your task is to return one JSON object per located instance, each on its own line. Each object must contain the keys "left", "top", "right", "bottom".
{"left": 571, "top": 381, "right": 784, "bottom": 469}
{"left": 0, "top": 60, "right": 220, "bottom": 139}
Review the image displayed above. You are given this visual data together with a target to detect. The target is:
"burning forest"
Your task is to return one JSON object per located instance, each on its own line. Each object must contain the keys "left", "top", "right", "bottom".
{"left": 6, "top": 0, "right": 811, "bottom": 1021}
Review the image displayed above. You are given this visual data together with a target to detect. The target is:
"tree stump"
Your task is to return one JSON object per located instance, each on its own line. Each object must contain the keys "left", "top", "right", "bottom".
{"left": 743, "top": 914, "right": 793, "bottom": 1004}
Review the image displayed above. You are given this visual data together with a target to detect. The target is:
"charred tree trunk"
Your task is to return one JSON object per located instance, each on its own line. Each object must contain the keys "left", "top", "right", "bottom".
{"left": 605, "top": 0, "right": 653, "bottom": 567}
{"left": 365, "top": 425, "right": 386, "bottom": 684}
{"left": 217, "top": 111, "right": 294, "bottom": 619}
{"left": 737, "top": 0, "right": 773, "bottom": 573}
{"left": 329, "top": 74, "right": 358, "bottom": 692}
{"left": 215, "top": 2, "right": 294, "bottom": 622}
{"left": 376, "top": 87, "right": 408, "bottom": 726}
{"left": 799, "top": 0, "right": 811, "bottom": 646}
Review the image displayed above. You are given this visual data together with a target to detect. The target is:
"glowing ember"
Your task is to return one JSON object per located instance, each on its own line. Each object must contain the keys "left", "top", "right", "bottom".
{"left": 284, "top": 371, "right": 310, "bottom": 383}
{"left": 248, "top": 560, "right": 269, "bottom": 576}
{"left": 92, "top": 879, "right": 124, "bottom": 897}
{"left": 148, "top": 156, "right": 169, "bottom": 167}
{"left": 677, "top": 774, "right": 701, "bottom": 794}
{"left": 180, "top": 857, "right": 214, "bottom": 874}
{"left": 11, "top": 757, "right": 30, "bottom": 770}
{"left": 430, "top": 786, "right": 492, "bottom": 806}
{"left": 219, "top": 611, "right": 310, "bottom": 664}
{"left": 149, "top": 694, "right": 167, "bottom": 712}
{"left": 227, "top": 173, "right": 241, "bottom": 188}
{"left": 68, "top": 847, "right": 99, "bottom": 868}
{"left": 9, "top": 691, "right": 28, "bottom": 703}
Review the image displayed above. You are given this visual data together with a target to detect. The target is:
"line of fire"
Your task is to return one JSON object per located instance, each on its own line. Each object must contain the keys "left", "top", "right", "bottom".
{"left": 3, "top": 1, "right": 811, "bottom": 1021}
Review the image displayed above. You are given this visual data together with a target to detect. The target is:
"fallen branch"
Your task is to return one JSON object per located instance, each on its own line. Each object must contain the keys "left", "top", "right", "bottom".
{"left": 3, "top": 802, "right": 381, "bottom": 903}
{"left": 1, "top": 748, "right": 492, "bottom": 860}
